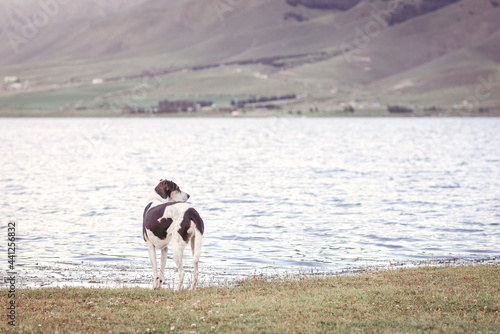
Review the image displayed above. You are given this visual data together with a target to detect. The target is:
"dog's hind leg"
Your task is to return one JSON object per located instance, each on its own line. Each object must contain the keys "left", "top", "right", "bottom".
{"left": 190, "top": 231, "right": 203, "bottom": 290}
{"left": 172, "top": 240, "right": 187, "bottom": 291}
{"left": 148, "top": 243, "right": 160, "bottom": 289}
{"left": 159, "top": 246, "right": 167, "bottom": 288}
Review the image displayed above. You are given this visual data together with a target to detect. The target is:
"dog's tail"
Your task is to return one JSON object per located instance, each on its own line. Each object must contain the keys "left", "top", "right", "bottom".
{"left": 186, "top": 208, "right": 203, "bottom": 264}
{"left": 180, "top": 207, "right": 204, "bottom": 262}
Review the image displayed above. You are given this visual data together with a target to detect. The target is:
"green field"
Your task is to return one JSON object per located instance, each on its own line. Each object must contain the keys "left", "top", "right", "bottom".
{"left": 2, "top": 264, "right": 499, "bottom": 333}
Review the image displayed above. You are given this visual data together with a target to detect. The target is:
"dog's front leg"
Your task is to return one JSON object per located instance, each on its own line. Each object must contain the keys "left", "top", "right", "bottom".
{"left": 148, "top": 243, "right": 160, "bottom": 289}
{"left": 159, "top": 246, "right": 168, "bottom": 288}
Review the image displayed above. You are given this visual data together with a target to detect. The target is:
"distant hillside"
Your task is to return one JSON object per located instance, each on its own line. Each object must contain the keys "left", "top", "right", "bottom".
{"left": 285, "top": 0, "right": 362, "bottom": 10}
{"left": 1, "top": 0, "right": 499, "bottom": 115}
{"left": 0, "top": 0, "right": 148, "bottom": 25}
{"left": 388, "top": 0, "right": 462, "bottom": 25}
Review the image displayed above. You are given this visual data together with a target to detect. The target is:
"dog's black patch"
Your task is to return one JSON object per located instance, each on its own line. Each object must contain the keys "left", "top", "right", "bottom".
{"left": 154, "top": 218, "right": 173, "bottom": 239}
{"left": 143, "top": 202, "right": 153, "bottom": 217}
{"left": 178, "top": 208, "right": 204, "bottom": 242}
{"left": 143, "top": 202, "right": 179, "bottom": 241}
{"left": 142, "top": 202, "right": 153, "bottom": 241}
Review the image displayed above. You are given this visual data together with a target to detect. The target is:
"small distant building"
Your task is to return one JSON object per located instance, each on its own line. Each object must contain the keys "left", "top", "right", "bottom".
{"left": 92, "top": 78, "right": 104, "bottom": 85}
{"left": 4, "top": 76, "right": 19, "bottom": 83}
{"left": 9, "top": 83, "right": 23, "bottom": 90}
{"left": 6, "top": 80, "right": 29, "bottom": 90}
{"left": 253, "top": 72, "right": 268, "bottom": 80}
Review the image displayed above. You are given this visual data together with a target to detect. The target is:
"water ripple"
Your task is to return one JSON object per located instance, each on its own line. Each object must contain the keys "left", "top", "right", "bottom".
{"left": 0, "top": 117, "right": 499, "bottom": 287}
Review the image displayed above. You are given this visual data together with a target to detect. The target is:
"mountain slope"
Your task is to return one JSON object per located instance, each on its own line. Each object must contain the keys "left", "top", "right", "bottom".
{"left": 1, "top": 0, "right": 499, "bottom": 114}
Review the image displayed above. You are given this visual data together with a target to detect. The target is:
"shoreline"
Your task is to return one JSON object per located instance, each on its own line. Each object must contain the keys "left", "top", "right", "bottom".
{"left": 1, "top": 107, "right": 500, "bottom": 118}
{"left": 3, "top": 256, "right": 499, "bottom": 291}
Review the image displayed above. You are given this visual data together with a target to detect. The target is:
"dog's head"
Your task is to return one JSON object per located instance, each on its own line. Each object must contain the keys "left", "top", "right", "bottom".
{"left": 154, "top": 179, "right": 190, "bottom": 202}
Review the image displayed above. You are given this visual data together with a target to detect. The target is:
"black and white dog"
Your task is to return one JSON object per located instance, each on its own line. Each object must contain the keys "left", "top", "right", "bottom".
{"left": 143, "top": 180, "right": 204, "bottom": 290}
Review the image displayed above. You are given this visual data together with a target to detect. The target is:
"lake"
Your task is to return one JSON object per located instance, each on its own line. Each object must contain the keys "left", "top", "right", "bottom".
{"left": 1, "top": 117, "right": 499, "bottom": 288}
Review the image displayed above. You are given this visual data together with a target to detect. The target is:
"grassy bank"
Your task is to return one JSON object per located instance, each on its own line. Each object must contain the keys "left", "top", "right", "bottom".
{"left": 2, "top": 265, "right": 499, "bottom": 333}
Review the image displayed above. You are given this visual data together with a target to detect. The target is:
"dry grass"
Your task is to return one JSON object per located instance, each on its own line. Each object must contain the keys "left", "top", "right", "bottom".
{"left": 1, "top": 264, "right": 499, "bottom": 333}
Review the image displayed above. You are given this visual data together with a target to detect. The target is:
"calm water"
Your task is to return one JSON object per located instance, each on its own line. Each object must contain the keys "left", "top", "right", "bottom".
{"left": 1, "top": 117, "right": 499, "bottom": 288}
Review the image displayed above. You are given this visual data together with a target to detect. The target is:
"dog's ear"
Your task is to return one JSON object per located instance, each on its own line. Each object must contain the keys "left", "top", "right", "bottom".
{"left": 155, "top": 180, "right": 172, "bottom": 199}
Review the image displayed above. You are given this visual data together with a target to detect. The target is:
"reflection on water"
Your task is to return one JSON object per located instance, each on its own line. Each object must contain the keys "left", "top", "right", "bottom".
{"left": 1, "top": 117, "right": 499, "bottom": 288}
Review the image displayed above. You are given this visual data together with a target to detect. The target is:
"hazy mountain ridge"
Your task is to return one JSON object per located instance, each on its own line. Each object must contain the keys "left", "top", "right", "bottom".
{"left": 0, "top": 0, "right": 148, "bottom": 26}
{"left": 1, "top": 0, "right": 499, "bottom": 114}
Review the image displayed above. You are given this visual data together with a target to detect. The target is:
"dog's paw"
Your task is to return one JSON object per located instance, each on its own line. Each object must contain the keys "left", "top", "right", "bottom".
{"left": 174, "top": 283, "right": 184, "bottom": 292}
{"left": 153, "top": 277, "right": 161, "bottom": 290}
{"left": 159, "top": 274, "right": 165, "bottom": 286}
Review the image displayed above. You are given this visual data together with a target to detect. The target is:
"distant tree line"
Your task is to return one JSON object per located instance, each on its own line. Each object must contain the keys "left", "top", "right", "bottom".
{"left": 387, "top": 105, "right": 413, "bottom": 113}
{"left": 231, "top": 94, "right": 296, "bottom": 108}
{"left": 157, "top": 100, "right": 213, "bottom": 113}
{"left": 286, "top": 0, "right": 361, "bottom": 11}
{"left": 123, "top": 99, "right": 213, "bottom": 114}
